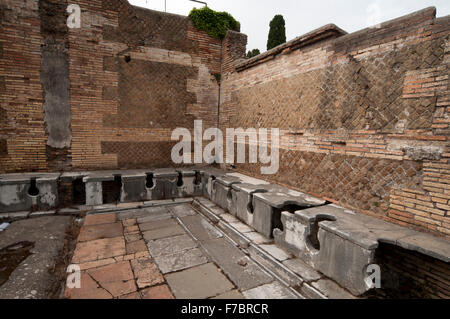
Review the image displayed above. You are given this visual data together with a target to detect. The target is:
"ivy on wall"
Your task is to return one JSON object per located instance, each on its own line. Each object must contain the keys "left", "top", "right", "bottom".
{"left": 189, "top": 7, "right": 240, "bottom": 39}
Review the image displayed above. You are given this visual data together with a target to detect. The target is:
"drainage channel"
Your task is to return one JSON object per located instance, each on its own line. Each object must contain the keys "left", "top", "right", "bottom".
{"left": 173, "top": 204, "right": 306, "bottom": 299}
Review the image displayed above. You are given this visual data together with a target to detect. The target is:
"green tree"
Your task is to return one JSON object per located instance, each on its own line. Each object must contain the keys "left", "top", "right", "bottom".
{"left": 267, "top": 15, "right": 286, "bottom": 50}
{"left": 247, "top": 49, "right": 261, "bottom": 58}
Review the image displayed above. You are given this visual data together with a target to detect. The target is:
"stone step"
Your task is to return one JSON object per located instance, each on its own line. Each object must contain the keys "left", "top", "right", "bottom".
{"left": 191, "top": 197, "right": 359, "bottom": 299}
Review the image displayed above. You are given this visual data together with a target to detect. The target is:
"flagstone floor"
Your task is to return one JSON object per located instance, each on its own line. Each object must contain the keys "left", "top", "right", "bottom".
{"left": 64, "top": 203, "right": 300, "bottom": 299}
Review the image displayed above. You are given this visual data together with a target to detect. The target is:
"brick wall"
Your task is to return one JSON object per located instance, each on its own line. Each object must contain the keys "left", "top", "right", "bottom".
{"left": 0, "top": 0, "right": 225, "bottom": 172}
{"left": 1, "top": 2, "right": 449, "bottom": 238}
{"left": 68, "top": 0, "right": 222, "bottom": 170}
{"left": 0, "top": 0, "right": 47, "bottom": 172}
{"left": 220, "top": 8, "right": 450, "bottom": 237}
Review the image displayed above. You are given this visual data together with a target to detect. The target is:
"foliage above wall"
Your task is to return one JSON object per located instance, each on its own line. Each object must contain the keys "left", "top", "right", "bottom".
{"left": 189, "top": 7, "right": 240, "bottom": 39}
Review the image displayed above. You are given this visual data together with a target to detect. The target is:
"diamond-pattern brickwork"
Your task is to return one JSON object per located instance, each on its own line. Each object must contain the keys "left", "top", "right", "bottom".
{"left": 104, "top": 59, "right": 197, "bottom": 129}
{"left": 235, "top": 148, "right": 423, "bottom": 216}
{"left": 65, "top": 0, "right": 221, "bottom": 170}
{"left": 221, "top": 10, "right": 449, "bottom": 237}
{"left": 102, "top": 0, "right": 197, "bottom": 53}
{"left": 232, "top": 38, "right": 445, "bottom": 131}
{"left": 101, "top": 141, "right": 178, "bottom": 168}
{"left": 1, "top": 1, "right": 448, "bottom": 238}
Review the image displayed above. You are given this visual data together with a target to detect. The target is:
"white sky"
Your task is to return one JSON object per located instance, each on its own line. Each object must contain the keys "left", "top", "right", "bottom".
{"left": 128, "top": 0, "right": 450, "bottom": 53}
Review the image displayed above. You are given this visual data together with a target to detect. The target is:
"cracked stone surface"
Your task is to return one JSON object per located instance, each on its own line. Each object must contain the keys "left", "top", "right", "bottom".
{"left": 65, "top": 273, "right": 113, "bottom": 299}
{"left": 140, "top": 285, "right": 174, "bottom": 299}
{"left": 64, "top": 201, "right": 361, "bottom": 299}
{"left": 153, "top": 248, "right": 208, "bottom": 274}
{"left": 87, "top": 261, "right": 137, "bottom": 298}
{"left": 72, "top": 237, "right": 126, "bottom": 263}
{"left": 130, "top": 258, "right": 164, "bottom": 289}
{"left": 147, "top": 234, "right": 198, "bottom": 257}
{"left": 201, "top": 238, "right": 274, "bottom": 290}
{"left": 0, "top": 216, "right": 72, "bottom": 299}
{"left": 166, "top": 263, "right": 234, "bottom": 299}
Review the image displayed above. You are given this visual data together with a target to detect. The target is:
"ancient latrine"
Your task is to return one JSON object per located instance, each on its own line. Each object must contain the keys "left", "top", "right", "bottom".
{"left": 220, "top": 9, "right": 450, "bottom": 239}
{"left": 0, "top": 0, "right": 449, "bottom": 299}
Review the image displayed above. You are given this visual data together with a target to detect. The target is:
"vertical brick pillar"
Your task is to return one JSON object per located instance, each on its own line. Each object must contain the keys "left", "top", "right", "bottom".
{"left": 219, "top": 31, "right": 247, "bottom": 169}
{"left": 221, "top": 30, "right": 247, "bottom": 75}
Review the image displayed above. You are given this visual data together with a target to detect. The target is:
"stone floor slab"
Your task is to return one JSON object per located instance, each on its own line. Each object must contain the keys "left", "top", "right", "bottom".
{"left": 282, "top": 258, "right": 322, "bottom": 282}
{"left": 65, "top": 273, "right": 113, "bottom": 299}
{"left": 126, "top": 240, "right": 147, "bottom": 254}
{"left": 130, "top": 258, "right": 164, "bottom": 289}
{"left": 72, "top": 237, "right": 126, "bottom": 263}
{"left": 66, "top": 202, "right": 370, "bottom": 300}
{"left": 87, "top": 261, "right": 134, "bottom": 283}
{"left": 242, "top": 282, "right": 298, "bottom": 299}
{"left": 0, "top": 216, "right": 72, "bottom": 299}
{"left": 141, "top": 284, "right": 174, "bottom": 299}
{"left": 78, "top": 258, "right": 116, "bottom": 271}
{"left": 124, "top": 225, "right": 139, "bottom": 234}
{"left": 201, "top": 238, "right": 273, "bottom": 290}
{"left": 147, "top": 234, "right": 198, "bottom": 257}
{"left": 171, "top": 204, "right": 197, "bottom": 218}
{"left": 180, "top": 215, "right": 223, "bottom": 241}
{"left": 84, "top": 213, "right": 117, "bottom": 226}
{"left": 136, "top": 208, "right": 172, "bottom": 223}
{"left": 143, "top": 224, "right": 186, "bottom": 241}
{"left": 154, "top": 248, "right": 208, "bottom": 274}
{"left": 119, "top": 292, "right": 141, "bottom": 299}
{"left": 125, "top": 233, "right": 142, "bottom": 243}
{"left": 84, "top": 261, "right": 137, "bottom": 298}
{"left": 122, "top": 219, "right": 137, "bottom": 227}
{"left": 212, "top": 289, "right": 244, "bottom": 299}
{"left": 102, "top": 279, "right": 137, "bottom": 298}
{"left": 118, "top": 209, "right": 150, "bottom": 221}
{"left": 118, "top": 207, "right": 170, "bottom": 221}
{"left": 139, "top": 218, "right": 178, "bottom": 232}
{"left": 259, "top": 244, "right": 292, "bottom": 262}
{"left": 78, "top": 222, "right": 123, "bottom": 242}
{"left": 166, "top": 263, "right": 234, "bottom": 299}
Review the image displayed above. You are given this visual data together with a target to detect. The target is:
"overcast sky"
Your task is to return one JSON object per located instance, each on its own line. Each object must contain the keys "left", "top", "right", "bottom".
{"left": 129, "top": 0, "right": 450, "bottom": 53}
